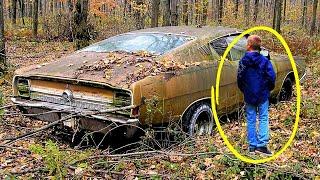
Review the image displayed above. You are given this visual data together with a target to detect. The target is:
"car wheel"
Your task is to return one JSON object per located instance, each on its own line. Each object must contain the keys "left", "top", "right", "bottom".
{"left": 183, "top": 102, "right": 214, "bottom": 136}
{"left": 279, "top": 78, "right": 293, "bottom": 101}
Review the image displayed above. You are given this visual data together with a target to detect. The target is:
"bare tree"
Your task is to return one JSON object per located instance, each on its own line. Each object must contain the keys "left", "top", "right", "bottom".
{"left": 73, "top": 0, "right": 90, "bottom": 49}
{"left": 11, "top": 0, "right": 17, "bottom": 24}
{"left": 234, "top": 0, "right": 239, "bottom": 19}
{"left": 272, "top": 0, "right": 282, "bottom": 32}
{"left": 163, "top": 0, "right": 171, "bottom": 26}
{"left": 301, "top": 0, "right": 307, "bottom": 27}
{"left": 163, "top": 0, "right": 179, "bottom": 26}
{"left": 33, "top": 0, "right": 39, "bottom": 37}
{"left": 310, "top": 0, "right": 319, "bottom": 35}
{"left": 182, "top": 0, "right": 188, "bottom": 25}
{"left": 171, "top": 0, "right": 179, "bottom": 26}
{"left": 151, "top": 0, "right": 160, "bottom": 27}
{"left": 18, "top": 0, "right": 25, "bottom": 25}
{"left": 244, "top": 0, "right": 250, "bottom": 26}
{"left": 216, "top": 0, "right": 223, "bottom": 24}
{"left": 283, "top": 0, "right": 286, "bottom": 22}
{"left": 202, "top": 0, "right": 208, "bottom": 25}
{"left": 253, "top": 0, "right": 259, "bottom": 22}
{"left": 0, "top": 0, "right": 5, "bottom": 71}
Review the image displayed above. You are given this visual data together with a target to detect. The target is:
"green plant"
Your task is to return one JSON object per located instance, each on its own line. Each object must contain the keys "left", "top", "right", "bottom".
{"left": 29, "top": 140, "right": 67, "bottom": 179}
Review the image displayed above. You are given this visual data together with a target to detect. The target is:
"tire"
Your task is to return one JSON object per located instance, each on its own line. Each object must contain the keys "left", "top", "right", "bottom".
{"left": 183, "top": 102, "right": 214, "bottom": 136}
{"left": 279, "top": 78, "right": 293, "bottom": 101}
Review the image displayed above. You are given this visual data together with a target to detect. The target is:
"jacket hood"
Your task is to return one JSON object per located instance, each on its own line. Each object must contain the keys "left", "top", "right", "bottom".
{"left": 241, "top": 51, "right": 262, "bottom": 67}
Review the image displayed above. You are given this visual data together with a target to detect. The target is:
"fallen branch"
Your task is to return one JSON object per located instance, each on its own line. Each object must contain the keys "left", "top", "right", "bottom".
{"left": 72, "top": 150, "right": 226, "bottom": 165}
{"left": 0, "top": 114, "right": 77, "bottom": 145}
{"left": 0, "top": 144, "right": 30, "bottom": 151}
{"left": 0, "top": 104, "right": 16, "bottom": 110}
{"left": 67, "top": 165, "right": 168, "bottom": 178}
{"left": 10, "top": 167, "right": 45, "bottom": 175}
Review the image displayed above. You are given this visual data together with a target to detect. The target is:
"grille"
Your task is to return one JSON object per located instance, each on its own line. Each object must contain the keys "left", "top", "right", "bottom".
{"left": 30, "top": 92, "right": 112, "bottom": 111}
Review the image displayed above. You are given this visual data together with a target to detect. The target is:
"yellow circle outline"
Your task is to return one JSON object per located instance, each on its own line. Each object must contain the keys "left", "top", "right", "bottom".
{"left": 211, "top": 26, "right": 301, "bottom": 164}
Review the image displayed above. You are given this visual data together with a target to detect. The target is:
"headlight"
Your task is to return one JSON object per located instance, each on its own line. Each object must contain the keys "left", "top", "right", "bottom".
{"left": 17, "top": 78, "right": 30, "bottom": 98}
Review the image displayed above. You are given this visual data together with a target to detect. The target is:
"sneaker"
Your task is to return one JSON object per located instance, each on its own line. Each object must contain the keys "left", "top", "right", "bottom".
{"left": 256, "top": 146, "right": 272, "bottom": 155}
{"left": 249, "top": 147, "right": 256, "bottom": 154}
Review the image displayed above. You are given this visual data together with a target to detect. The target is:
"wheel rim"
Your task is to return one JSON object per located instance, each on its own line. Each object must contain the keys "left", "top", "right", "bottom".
{"left": 194, "top": 111, "right": 213, "bottom": 136}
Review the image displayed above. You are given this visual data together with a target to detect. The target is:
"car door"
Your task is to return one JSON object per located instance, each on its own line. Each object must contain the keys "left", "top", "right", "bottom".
{"left": 210, "top": 35, "right": 247, "bottom": 115}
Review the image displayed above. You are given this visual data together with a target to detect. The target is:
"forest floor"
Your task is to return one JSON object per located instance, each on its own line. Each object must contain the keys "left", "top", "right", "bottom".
{"left": 0, "top": 38, "right": 319, "bottom": 179}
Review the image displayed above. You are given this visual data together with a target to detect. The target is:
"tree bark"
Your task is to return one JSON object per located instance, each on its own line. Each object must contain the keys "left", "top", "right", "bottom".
{"left": 202, "top": 0, "right": 208, "bottom": 25}
{"left": 283, "top": 0, "right": 286, "bottom": 22}
{"left": 18, "top": 0, "right": 25, "bottom": 25}
{"left": 234, "top": 0, "right": 239, "bottom": 19}
{"left": 73, "top": 0, "right": 90, "bottom": 49}
{"left": 182, "top": 0, "right": 188, "bottom": 25}
{"left": 151, "top": 0, "right": 160, "bottom": 27}
{"left": 134, "top": 0, "right": 145, "bottom": 29}
{"left": 244, "top": 0, "right": 250, "bottom": 26}
{"left": 310, "top": 0, "right": 319, "bottom": 35}
{"left": 274, "top": 0, "right": 282, "bottom": 32}
{"left": 171, "top": 0, "right": 178, "bottom": 26}
{"left": 163, "top": 0, "right": 171, "bottom": 26}
{"left": 253, "top": 0, "right": 259, "bottom": 22}
{"left": 32, "top": 0, "right": 39, "bottom": 37}
{"left": 216, "top": 0, "right": 223, "bottom": 24}
{"left": 0, "top": 0, "right": 6, "bottom": 70}
{"left": 11, "top": 0, "right": 17, "bottom": 25}
{"left": 301, "top": 0, "right": 307, "bottom": 27}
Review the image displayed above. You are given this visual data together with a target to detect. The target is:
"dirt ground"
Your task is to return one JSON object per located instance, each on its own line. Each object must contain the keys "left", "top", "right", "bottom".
{"left": 0, "top": 39, "right": 319, "bottom": 179}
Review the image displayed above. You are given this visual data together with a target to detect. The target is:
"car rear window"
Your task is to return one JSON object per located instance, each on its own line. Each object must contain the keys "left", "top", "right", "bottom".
{"left": 81, "top": 33, "right": 193, "bottom": 55}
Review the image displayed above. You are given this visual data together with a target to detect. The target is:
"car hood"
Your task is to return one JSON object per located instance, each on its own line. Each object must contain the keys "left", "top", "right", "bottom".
{"left": 15, "top": 51, "right": 166, "bottom": 89}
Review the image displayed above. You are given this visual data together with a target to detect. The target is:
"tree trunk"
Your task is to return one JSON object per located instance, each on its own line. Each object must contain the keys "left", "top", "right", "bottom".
{"left": 244, "top": 0, "right": 250, "bottom": 26}
{"left": 274, "top": 0, "right": 282, "bottom": 32}
{"left": 163, "top": 0, "right": 171, "bottom": 26}
{"left": 301, "top": 0, "right": 307, "bottom": 27}
{"left": 171, "top": 0, "right": 178, "bottom": 26}
{"left": 0, "top": 0, "right": 6, "bottom": 70}
{"left": 11, "top": 0, "right": 17, "bottom": 25}
{"left": 310, "top": 0, "right": 318, "bottom": 35}
{"left": 234, "top": 0, "right": 239, "bottom": 19}
{"left": 283, "top": 0, "right": 286, "bottom": 22}
{"left": 73, "top": 0, "right": 90, "bottom": 49}
{"left": 202, "top": 0, "right": 208, "bottom": 25}
{"left": 151, "top": 0, "right": 160, "bottom": 27}
{"left": 189, "top": 0, "right": 194, "bottom": 25}
{"left": 253, "top": 0, "right": 259, "bottom": 22}
{"left": 134, "top": 0, "right": 145, "bottom": 29}
{"left": 18, "top": 0, "right": 25, "bottom": 25}
{"left": 216, "top": 0, "right": 223, "bottom": 24}
{"left": 182, "top": 0, "right": 188, "bottom": 25}
{"left": 272, "top": 0, "right": 276, "bottom": 28}
{"left": 32, "top": 0, "right": 39, "bottom": 37}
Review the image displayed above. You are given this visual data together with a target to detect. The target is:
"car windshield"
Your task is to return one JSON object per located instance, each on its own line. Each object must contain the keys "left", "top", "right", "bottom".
{"left": 81, "top": 33, "right": 193, "bottom": 55}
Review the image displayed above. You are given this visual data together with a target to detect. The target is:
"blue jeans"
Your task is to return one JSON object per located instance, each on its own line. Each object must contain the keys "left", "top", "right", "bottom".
{"left": 246, "top": 100, "right": 269, "bottom": 148}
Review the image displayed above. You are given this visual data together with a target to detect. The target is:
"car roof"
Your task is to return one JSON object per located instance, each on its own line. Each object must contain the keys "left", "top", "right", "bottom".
{"left": 131, "top": 26, "right": 242, "bottom": 39}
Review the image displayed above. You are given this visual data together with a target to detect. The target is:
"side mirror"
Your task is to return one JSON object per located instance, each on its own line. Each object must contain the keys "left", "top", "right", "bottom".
{"left": 260, "top": 50, "right": 270, "bottom": 60}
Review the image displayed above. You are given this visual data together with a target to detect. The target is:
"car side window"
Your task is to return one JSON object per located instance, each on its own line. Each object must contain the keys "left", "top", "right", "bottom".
{"left": 210, "top": 37, "right": 231, "bottom": 60}
{"left": 226, "top": 36, "right": 247, "bottom": 61}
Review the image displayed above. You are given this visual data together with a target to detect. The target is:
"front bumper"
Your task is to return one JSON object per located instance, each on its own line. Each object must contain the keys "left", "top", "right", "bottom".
{"left": 11, "top": 97, "right": 139, "bottom": 125}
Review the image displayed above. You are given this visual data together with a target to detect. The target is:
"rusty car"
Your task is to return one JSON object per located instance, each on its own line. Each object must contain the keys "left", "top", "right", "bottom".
{"left": 11, "top": 26, "right": 306, "bottom": 138}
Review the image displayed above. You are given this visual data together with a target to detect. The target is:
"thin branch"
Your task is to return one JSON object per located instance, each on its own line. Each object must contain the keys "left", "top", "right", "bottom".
{"left": 0, "top": 104, "right": 16, "bottom": 110}
{"left": 0, "top": 144, "right": 30, "bottom": 151}
{"left": 0, "top": 114, "right": 77, "bottom": 144}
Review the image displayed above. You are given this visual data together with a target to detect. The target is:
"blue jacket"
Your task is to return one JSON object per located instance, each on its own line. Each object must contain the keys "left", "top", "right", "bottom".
{"left": 237, "top": 51, "right": 276, "bottom": 106}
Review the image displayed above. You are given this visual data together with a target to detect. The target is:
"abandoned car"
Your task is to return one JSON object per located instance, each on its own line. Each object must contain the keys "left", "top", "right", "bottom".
{"left": 12, "top": 26, "right": 306, "bottom": 137}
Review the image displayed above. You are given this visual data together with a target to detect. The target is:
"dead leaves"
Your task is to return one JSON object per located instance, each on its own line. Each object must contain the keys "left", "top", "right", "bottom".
{"left": 74, "top": 51, "right": 203, "bottom": 86}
